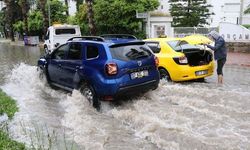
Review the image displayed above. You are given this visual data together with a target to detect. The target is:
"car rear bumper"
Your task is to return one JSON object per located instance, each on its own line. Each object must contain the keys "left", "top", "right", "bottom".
{"left": 97, "top": 79, "right": 159, "bottom": 101}
{"left": 115, "top": 79, "right": 159, "bottom": 98}
{"left": 170, "top": 61, "right": 214, "bottom": 81}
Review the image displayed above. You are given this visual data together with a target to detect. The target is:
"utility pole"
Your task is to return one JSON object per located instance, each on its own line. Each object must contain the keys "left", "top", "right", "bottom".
{"left": 48, "top": 0, "right": 51, "bottom": 26}
{"left": 239, "top": 0, "right": 244, "bottom": 25}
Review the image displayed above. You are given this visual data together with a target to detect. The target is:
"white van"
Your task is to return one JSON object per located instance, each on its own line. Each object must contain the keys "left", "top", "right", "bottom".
{"left": 44, "top": 24, "right": 81, "bottom": 53}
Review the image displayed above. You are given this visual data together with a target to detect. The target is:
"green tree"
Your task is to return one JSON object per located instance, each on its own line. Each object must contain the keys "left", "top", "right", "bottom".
{"left": 13, "top": 21, "right": 24, "bottom": 35}
{"left": 169, "top": 0, "right": 213, "bottom": 27}
{"left": 244, "top": 7, "right": 250, "bottom": 14}
{"left": 19, "top": 0, "right": 29, "bottom": 35}
{"left": 94, "top": 0, "right": 159, "bottom": 37}
{"left": 4, "top": 0, "right": 16, "bottom": 41}
{"left": 39, "top": 0, "right": 49, "bottom": 37}
{"left": 75, "top": 0, "right": 83, "bottom": 12}
{"left": 86, "top": 0, "right": 96, "bottom": 35}
{"left": 67, "top": 4, "right": 88, "bottom": 35}
{"left": 64, "top": 0, "right": 69, "bottom": 16}
{"left": 48, "top": 0, "right": 68, "bottom": 24}
{"left": 28, "top": 10, "right": 44, "bottom": 36}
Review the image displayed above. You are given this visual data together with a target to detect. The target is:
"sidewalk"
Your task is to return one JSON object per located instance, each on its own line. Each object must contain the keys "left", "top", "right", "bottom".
{"left": 226, "top": 52, "right": 250, "bottom": 67}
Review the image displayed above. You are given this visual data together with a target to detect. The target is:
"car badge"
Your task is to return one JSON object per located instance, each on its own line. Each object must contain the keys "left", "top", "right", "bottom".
{"left": 137, "top": 61, "right": 142, "bottom": 66}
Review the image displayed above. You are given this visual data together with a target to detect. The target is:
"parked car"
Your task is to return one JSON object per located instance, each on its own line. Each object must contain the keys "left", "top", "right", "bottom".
{"left": 44, "top": 24, "right": 81, "bottom": 54}
{"left": 38, "top": 36, "right": 160, "bottom": 110}
{"left": 144, "top": 36, "right": 214, "bottom": 82}
{"left": 100, "top": 34, "right": 137, "bottom": 42}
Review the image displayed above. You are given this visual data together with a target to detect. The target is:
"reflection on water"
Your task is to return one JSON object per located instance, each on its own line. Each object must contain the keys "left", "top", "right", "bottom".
{"left": 0, "top": 43, "right": 41, "bottom": 84}
{"left": 0, "top": 43, "right": 250, "bottom": 149}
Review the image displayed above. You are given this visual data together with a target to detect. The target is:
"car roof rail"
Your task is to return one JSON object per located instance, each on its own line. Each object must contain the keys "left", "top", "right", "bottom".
{"left": 67, "top": 36, "right": 105, "bottom": 42}
{"left": 100, "top": 34, "right": 137, "bottom": 40}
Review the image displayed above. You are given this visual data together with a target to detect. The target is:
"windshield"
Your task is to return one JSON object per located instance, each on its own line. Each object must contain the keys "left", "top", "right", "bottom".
{"left": 167, "top": 40, "right": 199, "bottom": 51}
{"left": 110, "top": 44, "right": 152, "bottom": 61}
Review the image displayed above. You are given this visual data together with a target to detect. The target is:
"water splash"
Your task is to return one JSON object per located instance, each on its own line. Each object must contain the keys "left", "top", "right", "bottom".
{"left": 1, "top": 63, "right": 250, "bottom": 150}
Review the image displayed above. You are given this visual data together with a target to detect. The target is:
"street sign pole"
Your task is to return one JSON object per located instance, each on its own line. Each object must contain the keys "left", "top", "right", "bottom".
{"left": 136, "top": 11, "right": 150, "bottom": 38}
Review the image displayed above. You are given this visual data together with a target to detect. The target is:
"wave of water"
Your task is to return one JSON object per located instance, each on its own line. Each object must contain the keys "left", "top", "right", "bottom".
{"left": 1, "top": 63, "right": 250, "bottom": 150}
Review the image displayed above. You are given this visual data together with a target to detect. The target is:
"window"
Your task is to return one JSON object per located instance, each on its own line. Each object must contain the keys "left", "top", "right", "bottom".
{"left": 167, "top": 40, "right": 198, "bottom": 51}
{"left": 110, "top": 44, "right": 152, "bottom": 61}
{"left": 55, "top": 28, "right": 76, "bottom": 35}
{"left": 145, "top": 42, "right": 161, "bottom": 53}
{"left": 67, "top": 43, "right": 82, "bottom": 60}
{"left": 86, "top": 45, "right": 99, "bottom": 59}
{"left": 52, "top": 44, "right": 68, "bottom": 59}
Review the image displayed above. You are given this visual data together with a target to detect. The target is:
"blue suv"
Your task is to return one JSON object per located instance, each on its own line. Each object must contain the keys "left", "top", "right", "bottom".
{"left": 38, "top": 36, "right": 160, "bottom": 110}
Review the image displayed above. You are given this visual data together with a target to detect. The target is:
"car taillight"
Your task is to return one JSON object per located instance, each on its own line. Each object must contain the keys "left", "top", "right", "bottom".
{"left": 173, "top": 56, "right": 188, "bottom": 65}
{"left": 105, "top": 63, "right": 118, "bottom": 75}
{"left": 179, "top": 56, "right": 188, "bottom": 64}
{"left": 154, "top": 56, "right": 159, "bottom": 67}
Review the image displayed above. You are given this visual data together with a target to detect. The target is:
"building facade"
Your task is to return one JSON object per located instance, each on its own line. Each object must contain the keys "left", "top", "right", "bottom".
{"left": 158, "top": 0, "right": 250, "bottom": 27}
{"left": 207, "top": 0, "right": 250, "bottom": 27}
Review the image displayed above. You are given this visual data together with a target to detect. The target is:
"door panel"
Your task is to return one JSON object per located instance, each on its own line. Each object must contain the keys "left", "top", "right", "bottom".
{"left": 47, "top": 43, "right": 69, "bottom": 84}
{"left": 61, "top": 42, "right": 84, "bottom": 88}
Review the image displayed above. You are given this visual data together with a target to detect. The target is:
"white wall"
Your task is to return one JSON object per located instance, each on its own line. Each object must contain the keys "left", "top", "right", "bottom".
{"left": 219, "top": 22, "right": 250, "bottom": 41}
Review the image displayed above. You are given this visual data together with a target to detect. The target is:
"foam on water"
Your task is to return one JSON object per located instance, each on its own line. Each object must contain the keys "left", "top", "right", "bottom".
{"left": 2, "top": 63, "right": 250, "bottom": 150}
{"left": 1, "top": 63, "right": 69, "bottom": 148}
{"left": 107, "top": 81, "right": 250, "bottom": 149}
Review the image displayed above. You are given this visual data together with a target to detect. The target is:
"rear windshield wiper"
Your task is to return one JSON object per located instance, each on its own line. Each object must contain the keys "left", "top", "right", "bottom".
{"left": 126, "top": 48, "right": 148, "bottom": 59}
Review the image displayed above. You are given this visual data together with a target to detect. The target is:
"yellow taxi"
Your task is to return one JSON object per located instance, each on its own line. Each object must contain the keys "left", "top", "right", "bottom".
{"left": 144, "top": 35, "right": 214, "bottom": 81}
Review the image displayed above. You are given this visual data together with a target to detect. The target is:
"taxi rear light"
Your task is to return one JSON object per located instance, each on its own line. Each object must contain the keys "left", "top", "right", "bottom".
{"left": 173, "top": 56, "right": 188, "bottom": 65}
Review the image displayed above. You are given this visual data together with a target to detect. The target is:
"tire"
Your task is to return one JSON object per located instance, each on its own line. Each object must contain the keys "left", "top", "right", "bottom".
{"left": 159, "top": 68, "right": 171, "bottom": 81}
{"left": 79, "top": 83, "right": 100, "bottom": 111}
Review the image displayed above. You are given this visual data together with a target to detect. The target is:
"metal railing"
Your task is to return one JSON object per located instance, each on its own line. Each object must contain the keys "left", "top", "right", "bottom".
{"left": 173, "top": 27, "right": 219, "bottom": 37}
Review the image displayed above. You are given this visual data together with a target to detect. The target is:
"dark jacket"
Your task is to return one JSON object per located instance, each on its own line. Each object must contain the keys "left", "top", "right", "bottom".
{"left": 207, "top": 36, "right": 227, "bottom": 60}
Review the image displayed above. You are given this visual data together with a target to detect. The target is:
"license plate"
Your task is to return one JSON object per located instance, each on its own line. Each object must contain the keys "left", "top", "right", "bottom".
{"left": 131, "top": 70, "right": 149, "bottom": 79}
{"left": 195, "top": 70, "right": 208, "bottom": 76}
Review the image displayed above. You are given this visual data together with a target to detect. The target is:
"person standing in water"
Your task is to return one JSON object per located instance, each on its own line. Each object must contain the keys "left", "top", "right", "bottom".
{"left": 206, "top": 31, "right": 227, "bottom": 84}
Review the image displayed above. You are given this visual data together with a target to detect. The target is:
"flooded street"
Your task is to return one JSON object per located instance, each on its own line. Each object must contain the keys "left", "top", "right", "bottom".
{"left": 0, "top": 43, "right": 250, "bottom": 150}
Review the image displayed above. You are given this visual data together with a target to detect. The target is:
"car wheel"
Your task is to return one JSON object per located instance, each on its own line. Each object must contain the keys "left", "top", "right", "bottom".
{"left": 80, "top": 83, "right": 100, "bottom": 111}
{"left": 159, "top": 68, "right": 171, "bottom": 81}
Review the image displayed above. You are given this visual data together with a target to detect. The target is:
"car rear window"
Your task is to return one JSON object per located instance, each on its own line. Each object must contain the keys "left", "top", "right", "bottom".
{"left": 145, "top": 42, "right": 161, "bottom": 53}
{"left": 55, "top": 28, "right": 76, "bottom": 35}
{"left": 110, "top": 44, "right": 152, "bottom": 61}
{"left": 167, "top": 40, "right": 199, "bottom": 51}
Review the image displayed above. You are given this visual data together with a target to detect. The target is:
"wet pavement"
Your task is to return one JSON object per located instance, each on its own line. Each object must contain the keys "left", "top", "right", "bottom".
{"left": 227, "top": 52, "right": 250, "bottom": 67}
{"left": 0, "top": 43, "right": 250, "bottom": 150}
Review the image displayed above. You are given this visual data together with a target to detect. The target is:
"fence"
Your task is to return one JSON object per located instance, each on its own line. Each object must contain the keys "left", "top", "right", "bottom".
{"left": 173, "top": 27, "right": 218, "bottom": 37}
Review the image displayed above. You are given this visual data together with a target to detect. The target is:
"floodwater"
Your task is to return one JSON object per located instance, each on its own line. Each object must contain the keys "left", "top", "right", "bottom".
{"left": 0, "top": 43, "right": 250, "bottom": 150}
